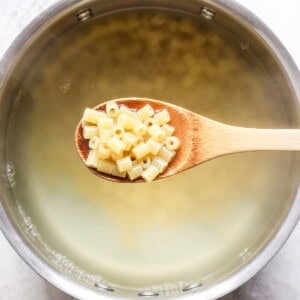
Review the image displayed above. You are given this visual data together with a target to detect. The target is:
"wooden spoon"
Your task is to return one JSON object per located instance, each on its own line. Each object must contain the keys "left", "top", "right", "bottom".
{"left": 75, "top": 97, "right": 300, "bottom": 182}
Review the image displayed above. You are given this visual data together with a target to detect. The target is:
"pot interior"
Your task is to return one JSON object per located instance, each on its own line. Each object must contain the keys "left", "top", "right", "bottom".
{"left": 1, "top": 0, "right": 299, "bottom": 298}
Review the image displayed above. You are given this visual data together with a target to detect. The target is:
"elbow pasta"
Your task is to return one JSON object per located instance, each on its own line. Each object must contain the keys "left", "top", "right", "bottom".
{"left": 81, "top": 101, "right": 181, "bottom": 182}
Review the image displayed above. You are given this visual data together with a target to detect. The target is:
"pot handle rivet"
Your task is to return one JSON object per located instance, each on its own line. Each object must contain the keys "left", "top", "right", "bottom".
{"left": 76, "top": 8, "right": 93, "bottom": 22}
{"left": 200, "top": 7, "right": 216, "bottom": 20}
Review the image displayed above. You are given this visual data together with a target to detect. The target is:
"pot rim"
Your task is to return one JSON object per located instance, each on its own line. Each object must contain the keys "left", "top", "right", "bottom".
{"left": 0, "top": 0, "right": 299, "bottom": 299}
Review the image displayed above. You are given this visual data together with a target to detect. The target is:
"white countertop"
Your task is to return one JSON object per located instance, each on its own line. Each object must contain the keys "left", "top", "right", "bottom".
{"left": 0, "top": 1, "right": 299, "bottom": 299}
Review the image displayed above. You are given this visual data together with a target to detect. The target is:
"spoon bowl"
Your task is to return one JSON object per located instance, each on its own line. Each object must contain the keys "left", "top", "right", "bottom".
{"left": 75, "top": 97, "right": 189, "bottom": 182}
{"left": 75, "top": 97, "right": 300, "bottom": 182}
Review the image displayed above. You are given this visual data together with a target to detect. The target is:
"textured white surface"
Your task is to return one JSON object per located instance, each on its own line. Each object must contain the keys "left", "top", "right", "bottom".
{"left": 0, "top": 1, "right": 299, "bottom": 300}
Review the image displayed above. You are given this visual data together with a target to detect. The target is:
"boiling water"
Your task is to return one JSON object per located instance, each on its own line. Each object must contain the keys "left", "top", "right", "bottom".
{"left": 9, "top": 11, "right": 296, "bottom": 287}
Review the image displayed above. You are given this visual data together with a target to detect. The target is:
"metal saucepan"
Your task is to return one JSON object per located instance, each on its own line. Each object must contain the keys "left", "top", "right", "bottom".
{"left": 0, "top": 0, "right": 299, "bottom": 299}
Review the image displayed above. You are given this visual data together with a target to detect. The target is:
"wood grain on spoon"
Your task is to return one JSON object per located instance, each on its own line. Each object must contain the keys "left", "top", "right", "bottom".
{"left": 75, "top": 97, "right": 300, "bottom": 182}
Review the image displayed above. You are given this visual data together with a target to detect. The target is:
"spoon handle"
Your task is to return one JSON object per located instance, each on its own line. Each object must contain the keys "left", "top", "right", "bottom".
{"left": 222, "top": 127, "right": 300, "bottom": 153}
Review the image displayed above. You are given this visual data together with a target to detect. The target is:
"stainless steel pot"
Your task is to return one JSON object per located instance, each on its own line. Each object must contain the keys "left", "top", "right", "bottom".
{"left": 0, "top": 1, "right": 299, "bottom": 299}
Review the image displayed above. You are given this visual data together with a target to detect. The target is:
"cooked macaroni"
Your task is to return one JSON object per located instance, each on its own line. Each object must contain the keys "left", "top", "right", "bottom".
{"left": 165, "top": 136, "right": 181, "bottom": 150}
{"left": 83, "top": 125, "right": 98, "bottom": 139}
{"left": 161, "top": 124, "right": 175, "bottom": 136}
{"left": 81, "top": 101, "right": 180, "bottom": 182}
{"left": 140, "top": 156, "right": 152, "bottom": 169}
{"left": 106, "top": 101, "right": 120, "bottom": 117}
{"left": 116, "top": 156, "right": 133, "bottom": 172}
{"left": 153, "top": 109, "right": 170, "bottom": 125}
{"left": 137, "top": 104, "right": 155, "bottom": 121}
{"left": 148, "top": 124, "right": 166, "bottom": 142}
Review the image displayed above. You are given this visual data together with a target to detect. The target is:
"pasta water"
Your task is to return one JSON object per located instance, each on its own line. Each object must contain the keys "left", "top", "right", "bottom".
{"left": 8, "top": 11, "right": 297, "bottom": 287}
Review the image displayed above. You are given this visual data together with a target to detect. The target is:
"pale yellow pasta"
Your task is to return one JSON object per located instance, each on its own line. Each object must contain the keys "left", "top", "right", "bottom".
{"left": 116, "top": 156, "right": 133, "bottom": 172}
{"left": 122, "top": 132, "right": 137, "bottom": 151}
{"left": 140, "top": 156, "right": 151, "bottom": 169}
{"left": 97, "top": 116, "right": 114, "bottom": 130}
{"left": 133, "top": 120, "right": 147, "bottom": 136}
{"left": 83, "top": 108, "right": 105, "bottom": 124}
{"left": 83, "top": 125, "right": 98, "bottom": 139}
{"left": 137, "top": 104, "right": 155, "bottom": 121}
{"left": 111, "top": 167, "right": 127, "bottom": 178}
{"left": 146, "top": 138, "right": 162, "bottom": 155}
{"left": 106, "top": 101, "right": 120, "bottom": 117}
{"left": 144, "top": 135, "right": 151, "bottom": 145}
{"left": 127, "top": 164, "right": 143, "bottom": 180}
{"left": 147, "top": 153, "right": 156, "bottom": 160}
{"left": 81, "top": 103, "right": 180, "bottom": 182}
{"left": 110, "top": 151, "right": 124, "bottom": 162}
{"left": 143, "top": 117, "right": 155, "bottom": 127}
{"left": 97, "top": 159, "right": 115, "bottom": 174}
{"left": 117, "top": 113, "right": 135, "bottom": 130}
{"left": 158, "top": 146, "right": 176, "bottom": 162}
{"left": 113, "top": 125, "right": 125, "bottom": 137}
{"left": 152, "top": 157, "right": 168, "bottom": 173}
{"left": 148, "top": 124, "right": 166, "bottom": 141}
{"left": 129, "top": 152, "right": 138, "bottom": 163}
{"left": 85, "top": 150, "right": 98, "bottom": 168}
{"left": 89, "top": 136, "right": 100, "bottom": 150}
{"left": 107, "top": 136, "right": 126, "bottom": 155}
{"left": 98, "top": 144, "right": 110, "bottom": 159}
{"left": 161, "top": 124, "right": 175, "bottom": 136}
{"left": 120, "top": 105, "right": 135, "bottom": 116}
{"left": 141, "top": 165, "right": 160, "bottom": 182}
{"left": 135, "top": 135, "right": 144, "bottom": 145}
{"left": 82, "top": 120, "right": 93, "bottom": 127}
{"left": 154, "top": 109, "right": 170, "bottom": 125}
{"left": 165, "top": 136, "right": 181, "bottom": 150}
{"left": 132, "top": 142, "right": 150, "bottom": 160}
{"left": 99, "top": 129, "right": 112, "bottom": 143}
